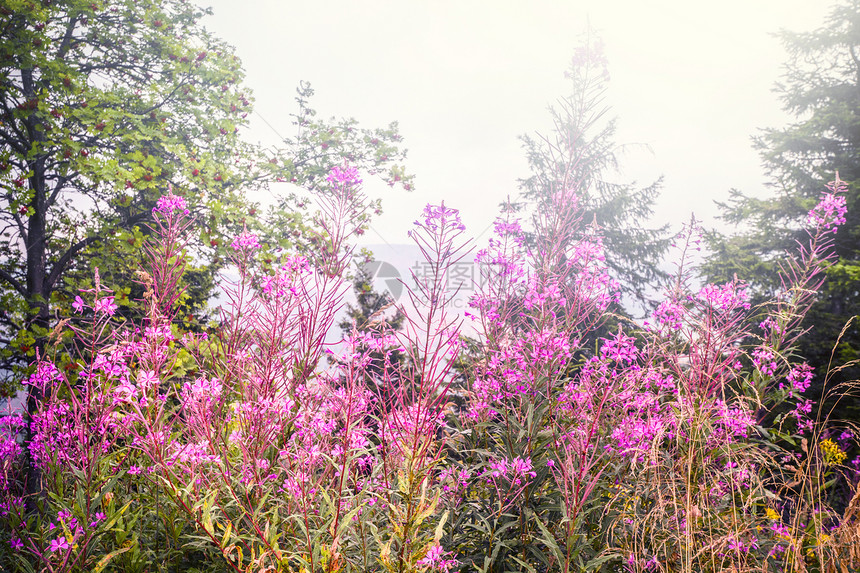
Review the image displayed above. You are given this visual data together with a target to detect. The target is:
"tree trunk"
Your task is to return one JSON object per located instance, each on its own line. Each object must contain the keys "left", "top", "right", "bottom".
{"left": 20, "top": 66, "right": 51, "bottom": 505}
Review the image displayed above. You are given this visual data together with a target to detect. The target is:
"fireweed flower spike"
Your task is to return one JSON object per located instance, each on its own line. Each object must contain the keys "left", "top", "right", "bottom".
{"left": 152, "top": 185, "right": 189, "bottom": 216}
{"left": 808, "top": 174, "right": 848, "bottom": 232}
{"left": 413, "top": 201, "right": 466, "bottom": 233}
{"left": 231, "top": 227, "right": 261, "bottom": 253}
{"left": 4, "top": 167, "right": 858, "bottom": 571}
{"left": 326, "top": 163, "right": 363, "bottom": 187}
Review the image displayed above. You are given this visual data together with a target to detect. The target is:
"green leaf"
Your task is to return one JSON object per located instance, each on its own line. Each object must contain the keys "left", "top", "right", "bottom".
{"left": 102, "top": 501, "right": 133, "bottom": 532}
{"left": 91, "top": 545, "right": 132, "bottom": 573}
{"left": 509, "top": 554, "right": 537, "bottom": 573}
{"left": 434, "top": 509, "right": 449, "bottom": 543}
{"left": 92, "top": 471, "right": 124, "bottom": 510}
{"left": 585, "top": 553, "right": 618, "bottom": 571}
{"left": 531, "top": 511, "right": 564, "bottom": 565}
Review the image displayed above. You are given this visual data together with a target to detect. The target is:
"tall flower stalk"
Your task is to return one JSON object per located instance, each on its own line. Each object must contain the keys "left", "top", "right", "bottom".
{"left": 0, "top": 172, "right": 857, "bottom": 573}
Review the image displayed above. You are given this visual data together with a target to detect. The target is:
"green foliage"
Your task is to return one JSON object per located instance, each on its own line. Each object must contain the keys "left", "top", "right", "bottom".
{"left": 439, "top": 376, "right": 611, "bottom": 573}
{"left": 0, "top": 0, "right": 251, "bottom": 387}
{"left": 255, "top": 81, "right": 413, "bottom": 266}
{"left": 703, "top": 0, "right": 860, "bottom": 420}
{"left": 0, "top": 0, "right": 412, "bottom": 391}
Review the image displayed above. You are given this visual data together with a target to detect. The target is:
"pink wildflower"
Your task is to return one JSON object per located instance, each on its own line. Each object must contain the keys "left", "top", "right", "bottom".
{"left": 752, "top": 347, "right": 778, "bottom": 377}
{"left": 414, "top": 202, "right": 466, "bottom": 233}
{"left": 137, "top": 370, "right": 160, "bottom": 392}
{"left": 326, "top": 164, "right": 362, "bottom": 187}
{"left": 786, "top": 363, "right": 813, "bottom": 394}
{"left": 653, "top": 299, "right": 684, "bottom": 331}
{"left": 153, "top": 193, "right": 189, "bottom": 216}
{"left": 144, "top": 324, "right": 174, "bottom": 341}
{"left": 808, "top": 177, "right": 847, "bottom": 232}
{"left": 26, "top": 362, "right": 61, "bottom": 388}
{"left": 493, "top": 218, "right": 523, "bottom": 238}
{"left": 417, "top": 543, "right": 458, "bottom": 571}
{"left": 94, "top": 296, "right": 117, "bottom": 316}
{"left": 600, "top": 329, "right": 638, "bottom": 364}
{"left": 697, "top": 281, "right": 750, "bottom": 311}
{"left": 231, "top": 230, "right": 261, "bottom": 252}
{"left": 759, "top": 316, "right": 783, "bottom": 335}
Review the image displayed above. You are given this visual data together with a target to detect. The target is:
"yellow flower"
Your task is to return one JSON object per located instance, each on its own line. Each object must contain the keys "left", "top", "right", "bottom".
{"left": 820, "top": 438, "right": 847, "bottom": 465}
{"left": 765, "top": 508, "right": 780, "bottom": 521}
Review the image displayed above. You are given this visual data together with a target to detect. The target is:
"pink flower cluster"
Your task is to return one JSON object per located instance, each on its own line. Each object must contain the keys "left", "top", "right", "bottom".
{"left": 180, "top": 376, "right": 223, "bottom": 410}
{"left": 169, "top": 439, "right": 220, "bottom": 468}
{"left": 71, "top": 293, "right": 117, "bottom": 316}
{"left": 28, "top": 403, "right": 77, "bottom": 469}
{"left": 231, "top": 230, "right": 261, "bottom": 252}
{"left": 485, "top": 456, "right": 536, "bottom": 486}
{"left": 785, "top": 363, "right": 813, "bottom": 395}
{"left": 94, "top": 296, "right": 118, "bottom": 316}
{"left": 326, "top": 164, "right": 363, "bottom": 187}
{"left": 523, "top": 280, "right": 567, "bottom": 310}
{"left": 153, "top": 193, "right": 189, "bottom": 216}
{"left": 260, "top": 256, "right": 311, "bottom": 298}
{"left": 600, "top": 329, "right": 638, "bottom": 364}
{"left": 714, "top": 400, "right": 756, "bottom": 439}
{"left": 610, "top": 416, "right": 673, "bottom": 460}
{"left": 25, "top": 361, "right": 62, "bottom": 389}
{"left": 417, "top": 543, "right": 458, "bottom": 572}
{"left": 652, "top": 299, "right": 685, "bottom": 332}
{"left": 758, "top": 316, "right": 783, "bottom": 336}
{"left": 808, "top": 177, "right": 848, "bottom": 232}
{"left": 492, "top": 218, "right": 523, "bottom": 240}
{"left": 414, "top": 202, "right": 466, "bottom": 233}
{"left": 752, "top": 347, "right": 778, "bottom": 377}
{"left": 0, "top": 416, "right": 24, "bottom": 490}
{"left": 697, "top": 281, "right": 750, "bottom": 312}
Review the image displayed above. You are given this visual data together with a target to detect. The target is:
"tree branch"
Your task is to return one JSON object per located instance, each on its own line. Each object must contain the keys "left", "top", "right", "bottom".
{"left": 0, "top": 267, "right": 26, "bottom": 297}
{"left": 45, "top": 210, "right": 151, "bottom": 291}
{"left": 47, "top": 173, "right": 72, "bottom": 208}
{"left": 44, "top": 235, "right": 99, "bottom": 292}
{"left": 55, "top": 15, "right": 80, "bottom": 61}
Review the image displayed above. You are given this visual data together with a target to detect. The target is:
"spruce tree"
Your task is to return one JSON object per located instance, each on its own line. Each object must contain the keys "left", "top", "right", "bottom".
{"left": 704, "top": 0, "right": 860, "bottom": 417}
{"left": 518, "top": 32, "right": 670, "bottom": 310}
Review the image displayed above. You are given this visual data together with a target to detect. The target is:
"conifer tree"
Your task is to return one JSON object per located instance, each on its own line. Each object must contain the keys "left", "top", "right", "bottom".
{"left": 518, "top": 32, "right": 670, "bottom": 309}
{"left": 705, "top": 0, "right": 860, "bottom": 416}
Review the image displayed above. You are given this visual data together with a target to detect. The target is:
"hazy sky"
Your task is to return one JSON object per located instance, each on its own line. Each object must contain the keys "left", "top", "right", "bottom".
{"left": 201, "top": 0, "right": 834, "bottom": 248}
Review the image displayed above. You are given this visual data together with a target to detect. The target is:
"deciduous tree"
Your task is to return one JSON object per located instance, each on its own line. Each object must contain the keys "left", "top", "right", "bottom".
{"left": 0, "top": 0, "right": 411, "bottom": 396}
